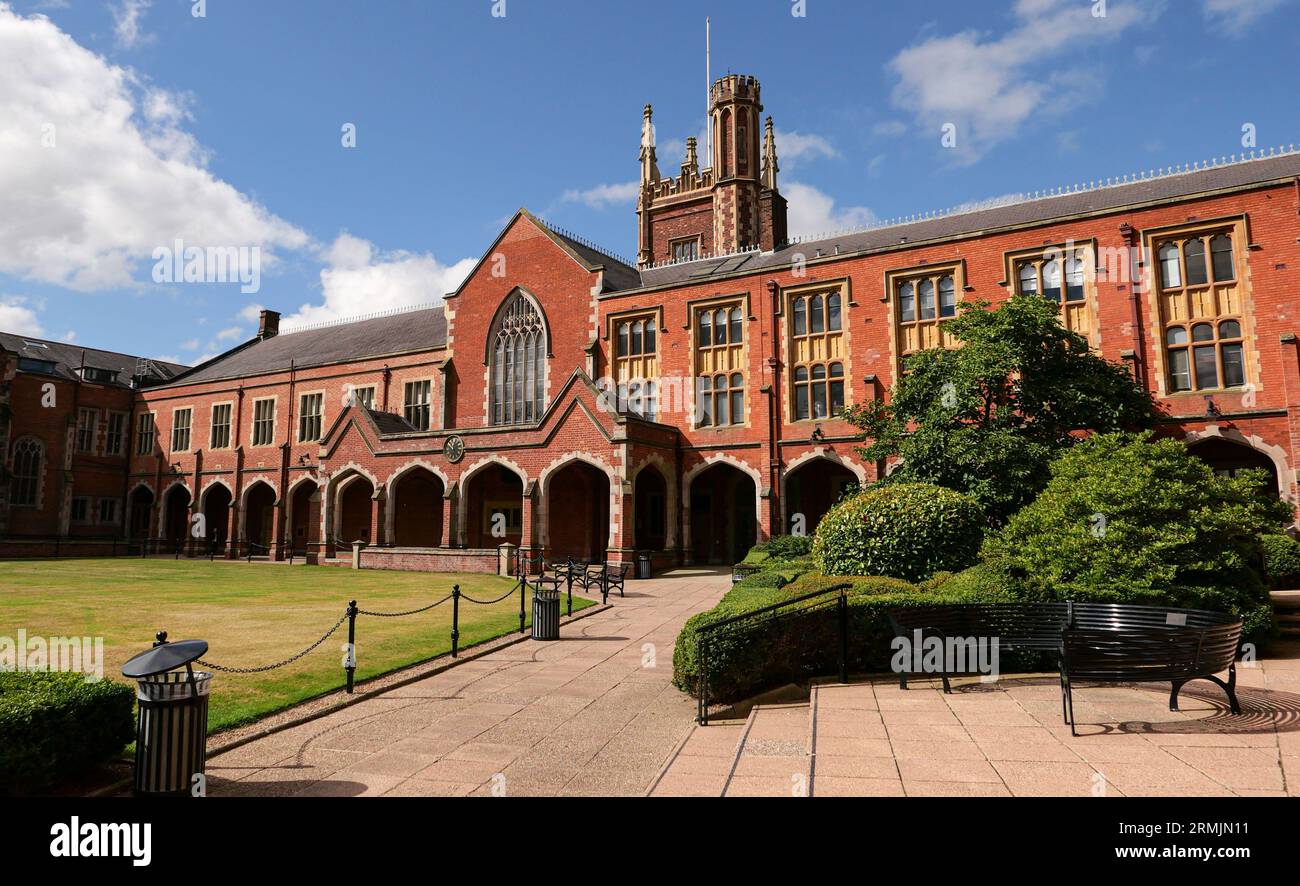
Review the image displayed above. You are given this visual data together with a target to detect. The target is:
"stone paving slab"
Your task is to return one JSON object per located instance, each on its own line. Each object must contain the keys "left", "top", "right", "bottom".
{"left": 208, "top": 569, "right": 731, "bottom": 797}
{"left": 656, "top": 640, "right": 1300, "bottom": 798}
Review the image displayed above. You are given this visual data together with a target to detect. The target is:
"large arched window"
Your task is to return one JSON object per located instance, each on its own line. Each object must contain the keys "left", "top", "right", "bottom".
{"left": 10, "top": 437, "right": 44, "bottom": 507}
{"left": 490, "top": 292, "right": 547, "bottom": 425}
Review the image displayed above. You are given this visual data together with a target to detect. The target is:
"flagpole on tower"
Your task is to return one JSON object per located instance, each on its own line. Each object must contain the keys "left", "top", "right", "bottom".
{"left": 705, "top": 16, "right": 712, "bottom": 166}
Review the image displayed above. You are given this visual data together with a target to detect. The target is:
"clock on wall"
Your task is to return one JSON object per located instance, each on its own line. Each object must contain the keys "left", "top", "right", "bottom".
{"left": 444, "top": 435, "right": 465, "bottom": 464}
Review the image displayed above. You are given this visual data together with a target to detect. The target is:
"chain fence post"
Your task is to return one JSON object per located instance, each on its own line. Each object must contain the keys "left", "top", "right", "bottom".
{"left": 451, "top": 584, "right": 461, "bottom": 658}
{"left": 345, "top": 600, "right": 358, "bottom": 693}
{"left": 838, "top": 590, "right": 849, "bottom": 684}
{"left": 566, "top": 558, "right": 573, "bottom": 618}
{"left": 698, "top": 634, "right": 710, "bottom": 726}
{"left": 518, "top": 576, "right": 526, "bottom": 634}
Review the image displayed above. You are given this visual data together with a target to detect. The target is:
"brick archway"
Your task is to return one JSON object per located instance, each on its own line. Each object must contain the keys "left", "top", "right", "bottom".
{"left": 390, "top": 466, "right": 445, "bottom": 547}
{"left": 780, "top": 451, "right": 863, "bottom": 538}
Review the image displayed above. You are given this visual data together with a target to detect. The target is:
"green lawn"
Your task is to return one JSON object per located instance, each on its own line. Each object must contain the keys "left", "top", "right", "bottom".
{"left": 0, "top": 558, "right": 594, "bottom": 732}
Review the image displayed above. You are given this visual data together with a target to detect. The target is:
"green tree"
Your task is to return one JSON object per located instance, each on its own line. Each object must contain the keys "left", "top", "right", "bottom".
{"left": 984, "top": 432, "right": 1290, "bottom": 639}
{"left": 844, "top": 294, "right": 1156, "bottom": 522}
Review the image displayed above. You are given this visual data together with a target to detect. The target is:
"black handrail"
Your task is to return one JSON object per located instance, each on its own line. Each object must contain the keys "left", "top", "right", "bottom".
{"left": 696, "top": 582, "right": 853, "bottom": 726}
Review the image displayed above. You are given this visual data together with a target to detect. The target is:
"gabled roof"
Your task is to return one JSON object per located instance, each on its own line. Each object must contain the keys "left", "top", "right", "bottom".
{"left": 448, "top": 209, "right": 643, "bottom": 299}
{"left": 161, "top": 305, "right": 448, "bottom": 387}
{"left": 0, "top": 332, "right": 187, "bottom": 386}
{"left": 638, "top": 150, "right": 1300, "bottom": 290}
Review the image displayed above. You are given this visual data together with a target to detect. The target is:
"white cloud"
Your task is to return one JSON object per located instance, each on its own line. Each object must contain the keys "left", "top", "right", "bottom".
{"left": 872, "top": 120, "right": 908, "bottom": 138}
{"left": 558, "top": 181, "right": 639, "bottom": 209}
{"left": 773, "top": 130, "right": 837, "bottom": 166}
{"left": 1203, "top": 0, "right": 1290, "bottom": 35}
{"left": 0, "top": 5, "right": 308, "bottom": 291}
{"left": 180, "top": 337, "right": 199, "bottom": 351}
{"left": 280, "top": 233, "right": 475, "bottom": 329}
{"left": 111, "top": 0, "right": 153, "bottom": 50}
{"left": 887, "top": 0, "right": 1160, "bottom": 164}
{"left": 61, "top": 329, "right": 76, "bottom": 342}
{"left": 215, "top": 326, "right": 243, "bottom": 342}
{"left": 784, "top": 182, "right": 876, "bottom": 238}
{"left": 0, "top": 295, "right": 43, "bottom": 335}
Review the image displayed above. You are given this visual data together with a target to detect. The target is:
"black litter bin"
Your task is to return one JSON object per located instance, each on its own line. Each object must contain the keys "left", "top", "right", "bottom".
{"left": 531, "top": 583, "right": 561, "bottom": 641}
{"left": 121, "top": 633, "right": 212, "bottom": 797}
{"left": 636, "top": 551, "right": 652, "bottom": 580}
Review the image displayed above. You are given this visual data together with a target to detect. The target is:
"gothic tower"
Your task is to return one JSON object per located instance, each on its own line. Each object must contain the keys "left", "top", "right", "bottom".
{"left": 636, "top": 74, "right": 788, "bottom": 269}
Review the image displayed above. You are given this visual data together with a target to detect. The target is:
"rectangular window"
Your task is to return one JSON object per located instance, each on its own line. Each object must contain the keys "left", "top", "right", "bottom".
{"left": 135, "top": 413, "right": 156, "bottom": 455}
{"left": 210, "top": 403, "right": 232, "bottom": 449}
{"left": 613, "top": 313, "right": 660, "bottom": 421}
{"left": 1012, "top": 245, "right": 1096, "bottom": 339}
{"left": 171, "top": 408, "right": 192, "bottom": 452}
{"left": 98, "top": 498, "right": 121, "bottom": 524}
{"left": 251, "top": 398, "right": 276, "bottom": 446}
{"left": 788, "top": 288, "right": 848, "bottom": 421}
{"left": 104, "top": 412, "right": 126, "bottom": 456}
{"left": 70, "top": 496, "right": 90, "bottom": 523}
{"left": 892, "top": 265, "right": 963, "bottom": 373}
{"left": 403, "top": 380, "right": 432, "bottom": 431}
{"left": 298, "top": 392, "right": 324, "bottom": 442}
{"left": 1153, "top": 227, "right": 1247, "bottom": 393}
{"left": 75, "top": 407, "right": 97, "bottom": 453}
{"left": 694, "top": 302, "right": 745, "bottom": 427}
{"left": 671, "top": 237, "right": 701, "bottom": 263}
{"left": 346, "top": 385, "right": 375, "bottom": 410}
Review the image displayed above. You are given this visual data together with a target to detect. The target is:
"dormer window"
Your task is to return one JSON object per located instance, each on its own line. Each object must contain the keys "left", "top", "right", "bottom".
{"left": 79, "top": 367, "right": 119, "bottom": 384}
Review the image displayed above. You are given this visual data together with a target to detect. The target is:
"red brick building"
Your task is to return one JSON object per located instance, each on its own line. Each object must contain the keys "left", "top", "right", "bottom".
{"left": 5, "top": 74, "right": 1300, "bottom": 570}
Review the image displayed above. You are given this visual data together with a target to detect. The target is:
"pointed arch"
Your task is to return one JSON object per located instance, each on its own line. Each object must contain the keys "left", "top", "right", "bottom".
{"left": 1184, "top": 427, "right": 1293, "bottom": 504}
{"left": 486, "top": 288, "right": 551, "bottom": 426}
{"left": 457, "top": 455, "right": 529, "bottom": 548}
{"left": 630, "top": 453, "right": 678, "bottom": 551}
{"left": 780, "top": 449, "right": 866, "bottom": 537}
{"left": 537, "top": 452, "right": 618, "bottom": 551}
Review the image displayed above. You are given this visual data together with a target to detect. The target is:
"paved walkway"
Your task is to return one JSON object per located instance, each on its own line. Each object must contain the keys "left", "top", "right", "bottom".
{"left": 651, "top": 643, "right": 1300, "bottom": 797}
{"left": 207, "top": 569, "right": 730, "bottom": 797}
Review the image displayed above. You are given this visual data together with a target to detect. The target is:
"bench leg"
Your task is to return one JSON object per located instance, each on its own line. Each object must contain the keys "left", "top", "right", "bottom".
{"left": 1060, "top": 673, "right": 1076, "bottom": 736}
{"left": 1169, "top": 679, "right": 1187, "bottom": 712}
{"left": 1198, "top": 665, "right": 1242, "bottom": 716}
{"left": 899, "top": 671, "right": 908, "bottom": 691}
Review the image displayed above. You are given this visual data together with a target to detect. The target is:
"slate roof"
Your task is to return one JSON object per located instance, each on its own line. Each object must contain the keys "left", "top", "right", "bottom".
{"left": 168, "top": 305, "right": 448, "bottom": 386}
{"left": 0, "top": 332, "right": 187, "bottom": 386}
{"left": 637, "top": 151, "right": 1300, "bottom": 290}
{"left": 365, "top": 407, "right": 417, "bottom": 435}
{"left": 544, "top": 226, "right": 643, "bottom": 292}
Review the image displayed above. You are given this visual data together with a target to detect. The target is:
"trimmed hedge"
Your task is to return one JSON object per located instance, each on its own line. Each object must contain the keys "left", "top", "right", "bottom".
{"left": 1262, "top": 534, "right": 1300, "bottom": 590}
{"left": 984, "top": 433, "right": 1290, "bottom": 643}
{"left": 0, "top": 672, "right": 135, "bottom": 793}
{"left": 754, "top": 535, "right": 814, "bottom": 561}
{"left": 672, "top": 566, "right": 1003, "bottom": 705}
{"left": 811, "top": 482, "right": 985, "bottom": 582}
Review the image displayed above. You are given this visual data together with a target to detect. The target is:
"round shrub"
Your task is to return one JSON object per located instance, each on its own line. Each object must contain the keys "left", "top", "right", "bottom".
{"left": 985, "top": 432, "right": 1291, "bottom": 641}
{"left": 0, "top": 672, "right": 135, "bottom": 794}
{"left": 811, "top": 482, "right": 985, "bottom": 582}
{"left": 1261, "top": 533, "right": 1300, "bottom": 589}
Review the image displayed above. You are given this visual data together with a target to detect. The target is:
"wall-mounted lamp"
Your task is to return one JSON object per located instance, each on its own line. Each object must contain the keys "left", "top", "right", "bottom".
{"left": 810, "top": 424, "right": 826, "bottom": 444}
{"left": 1205, "top": 397, "right": 1222, "bottom": 419}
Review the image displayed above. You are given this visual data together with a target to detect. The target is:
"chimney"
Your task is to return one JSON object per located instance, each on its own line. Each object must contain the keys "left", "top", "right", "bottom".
{"left": 258, "top": 309, "right": 281, "bottom": 339}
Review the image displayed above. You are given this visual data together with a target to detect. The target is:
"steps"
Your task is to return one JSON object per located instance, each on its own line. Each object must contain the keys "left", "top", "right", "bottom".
{"left": 649, "top": 681, "right": 897, "bottom": 797}
{"left": 1273, "top": 591, "right": 1300, "bottom": 639}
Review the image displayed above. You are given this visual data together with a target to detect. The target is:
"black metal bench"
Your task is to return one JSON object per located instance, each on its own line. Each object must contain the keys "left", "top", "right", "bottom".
{"left": 888, "top": 602, "right": 1243, "bottom": 734}
{"left": 580, "top": 561, "right": 629, "bottom": 602}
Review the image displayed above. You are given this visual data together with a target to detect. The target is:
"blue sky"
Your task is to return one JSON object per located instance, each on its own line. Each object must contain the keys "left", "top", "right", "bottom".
{"left": 1, "top": 0, "right": 1297, "bottom": 363}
